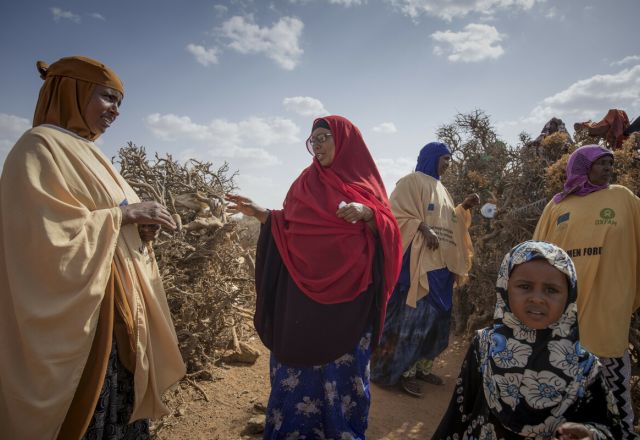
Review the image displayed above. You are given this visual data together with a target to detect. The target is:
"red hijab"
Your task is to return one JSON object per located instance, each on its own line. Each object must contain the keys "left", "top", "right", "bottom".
{"left": 271, "top": 115, "right": 402, "bottom": 308}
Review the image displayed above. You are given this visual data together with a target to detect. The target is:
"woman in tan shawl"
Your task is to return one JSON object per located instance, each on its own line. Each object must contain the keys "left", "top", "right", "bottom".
{"left": 0, "top": 56, "right": 185, "bottom": 440}
{"left": 371, "top": 142, "right": 478, "bottom": 397}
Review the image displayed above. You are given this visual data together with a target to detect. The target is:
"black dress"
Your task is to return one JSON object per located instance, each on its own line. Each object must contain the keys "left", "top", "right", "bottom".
{"left": 254, "top": 216, "right": 385, "bottom": 367}
{"left": 432, "top": 335, "right": 623, "bottom": 440}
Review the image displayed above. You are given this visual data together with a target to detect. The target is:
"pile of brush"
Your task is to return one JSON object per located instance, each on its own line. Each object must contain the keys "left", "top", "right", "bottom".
{"left": 115, "top": 143, "right": 259, "bottom": 373}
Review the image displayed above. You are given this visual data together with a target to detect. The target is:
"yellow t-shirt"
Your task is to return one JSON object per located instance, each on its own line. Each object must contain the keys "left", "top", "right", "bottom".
{"left": 533, "top": 185, "right": 640, "bottom": 357}
{"left": 390, "top": 172, "right": 473, "bottom": 307}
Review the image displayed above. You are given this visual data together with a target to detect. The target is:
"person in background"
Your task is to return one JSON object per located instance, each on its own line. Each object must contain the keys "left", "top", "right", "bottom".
{"left": 371, "top": 141, "right": 479, "bottom": 397}
{"left": 534, "top": 144, "right": 640, "bottom": 439}
{"left": 433, "top": 241, "right": 623, "bottom": 440}
{"left": 226, "top": 115, "right": 402, "bottom": 439}
{"left": 0, "top": 56, "right": 185, "bottom": 439}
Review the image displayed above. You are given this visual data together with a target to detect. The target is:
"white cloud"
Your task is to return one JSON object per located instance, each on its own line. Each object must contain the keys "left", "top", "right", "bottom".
{"left": 186, "top": 44, "right": 220, "bottom": 66}
{"left": 145, "top": 113, "right": 302, "bottom": 167}
{"left": 219, "top": 16, "right": 304, "bottom": 70}
{"left": 210, "top": 145, "right": 281, "bottom": 166}
{"left": 329, "top": 0, "right": 366, "bottom": 6}
{"left": 146, "top": 113, "right": 210, "bottom": 141}
{"left": 213, "top": 4, "right": 228, "bottom": 15}
{"left": 0, "top": 114, "right": 30, "bottom": 136}
{"left": 283, "top": 96, "right": 329, "bottom": 117}
{"left": 289, "top": 0, "right": 365, "bottom": 5}
{"left": 375, "top": 157, "right": 415, "bottom": 191}
{"left": 544, "top": 6, "right": 564, "bottom": 20}
{"left": 388, "top": 0, "right": 538, "bottom": 21}
{"left": 431, "top": 24, "right": 505, "bottom": 63}
{"left": 236, "top": 174, "right": 277, "bottom": 189}
{"left": 611, "top": 55, "right": 640, "bottom": 67}
{"left": 372, "top": 122, "right": 398, "bottom": 134}
{"left": 523, "top": 65, "right": 640, "bottom": 124}
{"left": 51, "top": 7, "right": 81, "bottom": 23}
{"left": 0, "top": 113, "right": 30, "bottom": 164}
{"left": 89, "top": 12, "right": 105, "bottom": 21}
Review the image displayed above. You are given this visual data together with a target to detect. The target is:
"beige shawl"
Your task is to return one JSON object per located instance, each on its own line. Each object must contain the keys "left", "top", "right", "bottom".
{"left": 390, "top": 172, "right": 473, "bottom": 307}
{"left": 0, "top": 125, "right": 185, "bottom": 439}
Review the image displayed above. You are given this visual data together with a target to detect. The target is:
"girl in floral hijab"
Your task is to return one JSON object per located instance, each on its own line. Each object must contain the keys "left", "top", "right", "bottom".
{"left": 433, "top": 241, "right": 622, "bottom": 440}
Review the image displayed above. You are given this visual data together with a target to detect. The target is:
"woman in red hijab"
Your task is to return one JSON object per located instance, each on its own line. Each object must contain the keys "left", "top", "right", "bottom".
{"left": 227, "top": 115, "right": 401, "bottom": 439}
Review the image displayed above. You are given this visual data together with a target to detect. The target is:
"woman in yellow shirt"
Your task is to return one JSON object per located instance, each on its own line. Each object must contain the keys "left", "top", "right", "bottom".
{"left": 534, "top": 144, "right": 640, "bottom": 440}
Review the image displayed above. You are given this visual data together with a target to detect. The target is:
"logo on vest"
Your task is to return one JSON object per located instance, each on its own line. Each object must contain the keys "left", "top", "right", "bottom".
{"left": 596, "top": 208, "right": 617, "bottom": 225}
{"left": 556, "top": 212, "right": 570, "bottom": 225}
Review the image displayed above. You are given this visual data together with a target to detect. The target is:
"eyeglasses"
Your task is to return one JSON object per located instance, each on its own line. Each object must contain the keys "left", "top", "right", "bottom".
{"left": 306, "top": 133, "right": 332, "bottom": 155}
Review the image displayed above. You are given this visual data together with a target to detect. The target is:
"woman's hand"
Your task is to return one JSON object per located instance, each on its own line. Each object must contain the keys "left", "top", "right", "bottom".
{"left": 336, "top": 202, "right": 373, "bottom": 224}
{"left": 461, "top": 193, "right": 480, "bottom": 210}
{"left": 419, "top": 222, "right": 439, "bottom": 250}
{"left": 138, "top": 224, "right": 161, "bottom": 242}
{"left": 225, "top": 194, "right": 270, "bottom": 224}
{"left": 554, "top": 423, "right": 593, "bottom": 440}
{"left": 121, "top": 201, "right": 177, "bottom": 230}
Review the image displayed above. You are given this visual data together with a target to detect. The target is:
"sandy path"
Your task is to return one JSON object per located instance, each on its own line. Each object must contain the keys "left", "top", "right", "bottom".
{"left": 156, "top": 336, "right": 468, "bottom": 440}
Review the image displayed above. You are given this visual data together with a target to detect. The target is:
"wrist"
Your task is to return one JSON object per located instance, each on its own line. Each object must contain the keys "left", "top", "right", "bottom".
{"left": 363, "top": 207, "right": 374, "bottom": 222}
{"left": 120, "top": 206, "right": 132, "bottom": 225}
{"left": 256, "top": 208, "right": 270, "bottom": 224}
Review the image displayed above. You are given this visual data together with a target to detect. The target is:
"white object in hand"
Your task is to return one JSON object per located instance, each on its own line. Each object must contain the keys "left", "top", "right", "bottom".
{"left": 338, "top": 201, "right": 356, "bottom": 223}
{"left": 480, "top": 203, "right": 497, "bottom": 219}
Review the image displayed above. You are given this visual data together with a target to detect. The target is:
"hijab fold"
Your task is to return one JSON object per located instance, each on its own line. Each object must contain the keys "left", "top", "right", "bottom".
{"left": 553, "top": 144, "right": 612, "bottom": 203}
{"left": 478, "top": 240, "right": 599, "bottom": 436}
{"left": 270, "top": 116, "right": 402, "bottom": 312}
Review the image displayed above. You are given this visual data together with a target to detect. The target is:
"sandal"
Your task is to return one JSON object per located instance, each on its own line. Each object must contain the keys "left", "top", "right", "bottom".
{"left": 416, "top": 371, "right": 444, "bottom": 385}
{"left": 399, "top": 376, "right": 422, "bottom": 397}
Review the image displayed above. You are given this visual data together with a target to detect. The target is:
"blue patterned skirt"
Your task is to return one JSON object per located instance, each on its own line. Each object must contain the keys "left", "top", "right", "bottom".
{"left": 264, "top": 331, "right": 373, "bottom": 440}
{"left": 370, "top": 268, "right": 453, "bottom": 386}
{"left": 81, "top": 337, "right": 149, "bottom": 440}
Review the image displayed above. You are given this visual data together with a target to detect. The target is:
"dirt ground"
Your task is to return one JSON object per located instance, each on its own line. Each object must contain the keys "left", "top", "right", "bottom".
{"left": 155, "top": 335, "right": 469, "bottom": 440}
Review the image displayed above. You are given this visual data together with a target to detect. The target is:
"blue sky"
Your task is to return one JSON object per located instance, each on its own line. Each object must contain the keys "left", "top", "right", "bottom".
{"left": 1, "top": 0, "right": 639, "bottom": 208}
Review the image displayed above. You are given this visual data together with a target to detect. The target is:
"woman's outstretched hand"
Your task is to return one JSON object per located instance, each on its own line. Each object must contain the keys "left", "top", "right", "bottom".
{"left": 554, "top": 422, "right": 593, "bottom": 440}
{"left": 121, "top": 201, "right": 177, "bottom": 230}
{"left": 225, "top": 194, "right": 270, "bottom": 224}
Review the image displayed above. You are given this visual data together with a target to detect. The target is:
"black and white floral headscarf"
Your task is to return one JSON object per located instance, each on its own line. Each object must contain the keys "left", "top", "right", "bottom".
{"left": 478, "top": 240, "right": 599, "bottom": 438}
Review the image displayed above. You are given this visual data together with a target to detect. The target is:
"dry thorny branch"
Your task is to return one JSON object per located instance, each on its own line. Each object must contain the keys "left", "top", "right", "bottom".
{"left": 115, "top": 143, "right": 260, "bottom": 373}
{"left": 114, "top": 119, "right": 639, "bottom": 433}
{"left": 438, "top": 112, "right": 640, "bottom": 338}
{"left": 115, "top": 143, "right": 265, "bottom": 434}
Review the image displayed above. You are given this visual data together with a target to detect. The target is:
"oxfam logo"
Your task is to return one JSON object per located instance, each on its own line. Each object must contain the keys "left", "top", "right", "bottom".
{"left": 600, "top": 208, "right": 615, "bottom": 220}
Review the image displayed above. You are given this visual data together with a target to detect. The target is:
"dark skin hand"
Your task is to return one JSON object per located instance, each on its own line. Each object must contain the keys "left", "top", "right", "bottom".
{"left": 225, "top": 194, "right": 377, "bottom": 232}
{"left": 336, "top": 202, "right": 377, "bottom": 232}
{"left": 461, "top": 193, "right": 480, "bottom": 210}
{"left": 225, "top": 194, "right": 270, "bottom": 224}
{"left": 120, "top": 201, "right": 177, "bottom": 244}
{"left": 420, "top": 193, "right": 480, "bottom": 250}
{"left": 120, "top": 201, "right": 177, "bottom": 229}
{"left": 554, "top": 422, "right": 594, "bottom": 440}
{"left": 419, "top": 223, "right": 440, "bottom": 250}
{"left": 138, "top": 224, "right": 161, "bottom": 242}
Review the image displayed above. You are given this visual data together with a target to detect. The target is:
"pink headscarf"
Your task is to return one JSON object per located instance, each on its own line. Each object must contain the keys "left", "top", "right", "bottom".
{"left": 553, "top": 144, "right": 613, "bottom": 203}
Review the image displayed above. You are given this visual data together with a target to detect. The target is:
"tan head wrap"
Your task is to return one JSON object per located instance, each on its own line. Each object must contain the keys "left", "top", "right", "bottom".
{"left": 33, "top": 56, "right": 124, "bottom": 141}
